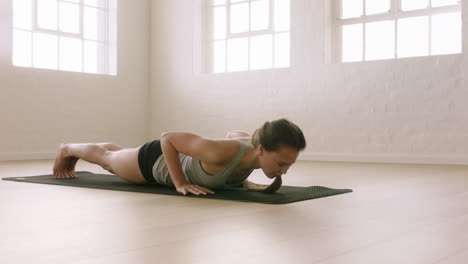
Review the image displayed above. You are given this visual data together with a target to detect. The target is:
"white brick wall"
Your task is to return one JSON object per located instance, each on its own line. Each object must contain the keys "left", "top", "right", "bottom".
{"left": 150, "top": 0, "right": 468, "bottom": 165}
{"left": 0, "top": 0, "right": 150, "bottom": 160}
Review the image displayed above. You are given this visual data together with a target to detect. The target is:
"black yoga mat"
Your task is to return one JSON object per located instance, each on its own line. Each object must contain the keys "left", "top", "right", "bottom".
{"left": 2, "top": 171, "right": 352, "bottom": 204}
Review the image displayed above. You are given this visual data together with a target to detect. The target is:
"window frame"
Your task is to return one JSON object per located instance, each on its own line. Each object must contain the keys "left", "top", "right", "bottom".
{"left": 331, "top": 0, "right": 462, "bottom": 63}
{"left": 12, "top": 0, "right": 116, "bottom": 75}
{"left": 204, "top": 0, "right": 291, "bottom": 73}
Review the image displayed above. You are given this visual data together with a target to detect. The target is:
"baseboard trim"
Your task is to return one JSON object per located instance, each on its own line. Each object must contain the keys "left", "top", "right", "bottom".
{"left": 298, "top": 153, "right": 468, "bottom": 166}
{"left": 0, "top": 152, "right": 56, "bottom": 161}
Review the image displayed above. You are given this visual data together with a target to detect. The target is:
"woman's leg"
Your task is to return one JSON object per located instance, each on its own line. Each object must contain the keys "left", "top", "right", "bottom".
{"left": 64, "top": 143, "right": 125, "bottom": 176}
{"left": 53, "top": 143, "right": 147, "bottom": 184}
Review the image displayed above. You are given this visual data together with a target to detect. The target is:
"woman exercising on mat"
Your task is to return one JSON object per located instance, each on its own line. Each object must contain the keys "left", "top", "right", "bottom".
{"left": 53, "top": 118, "right": 306, "bottom": 195}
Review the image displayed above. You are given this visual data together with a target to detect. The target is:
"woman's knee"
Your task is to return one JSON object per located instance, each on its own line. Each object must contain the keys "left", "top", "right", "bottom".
{"left": 100, "top": 151, "right": 116, "bottom": 173}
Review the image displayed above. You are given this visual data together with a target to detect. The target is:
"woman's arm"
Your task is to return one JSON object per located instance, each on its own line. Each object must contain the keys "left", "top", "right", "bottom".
{"left": 160, "top": 132, "right": 227, "bottom": 195}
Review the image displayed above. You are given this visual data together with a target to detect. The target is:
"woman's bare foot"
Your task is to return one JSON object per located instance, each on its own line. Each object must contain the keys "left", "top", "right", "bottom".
{"left": 53, "top": 144, "right": 77, "bottom": 179}
{"left": 66, "top": 156, "right": 79, "bottom": 178}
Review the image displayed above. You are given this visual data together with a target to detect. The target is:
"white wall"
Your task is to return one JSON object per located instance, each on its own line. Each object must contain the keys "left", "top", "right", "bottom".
{"left": 0, "top": 0, "right": 150, "bottom": 160}
{"left": 1, "top": 0, "right": 466, "bottom": 165}
{"left": 150, "top": 0, "right": 468, "bottom": 165}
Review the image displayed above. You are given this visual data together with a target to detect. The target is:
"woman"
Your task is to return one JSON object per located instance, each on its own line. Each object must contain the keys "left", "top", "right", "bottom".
{"left": 53, "top": 118, "right": 306, "bottom": 195}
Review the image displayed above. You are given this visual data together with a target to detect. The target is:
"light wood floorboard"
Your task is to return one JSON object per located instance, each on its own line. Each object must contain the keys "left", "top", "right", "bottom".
{"left": 1, "top": 160, "right": 467, "bottom": 264}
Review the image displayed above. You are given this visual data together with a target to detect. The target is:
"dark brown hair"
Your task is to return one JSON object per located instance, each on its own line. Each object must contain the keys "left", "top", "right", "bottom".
{"left": 251, "top": 118, "right": 306, "bottom": 152}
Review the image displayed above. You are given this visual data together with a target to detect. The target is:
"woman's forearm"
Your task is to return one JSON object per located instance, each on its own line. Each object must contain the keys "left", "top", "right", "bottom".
{"left": 160, "top": 133, "right": 189, "bottom": 188}
{"left": 262, "top": 176, "right": 282, "bottom": 193}
{"left": 243, "top": 176, "right": 282, "bottom": 193}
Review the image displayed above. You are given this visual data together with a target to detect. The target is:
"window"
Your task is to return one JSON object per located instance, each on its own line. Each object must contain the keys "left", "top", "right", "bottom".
{"left": 333, "top": 0, "right": 461, "bottom": 63}
{"left": 12, "top": 0, "right": 117, "bottom": 75}
{"left": 205, "top": 0, "right": 290, "bottom": 73}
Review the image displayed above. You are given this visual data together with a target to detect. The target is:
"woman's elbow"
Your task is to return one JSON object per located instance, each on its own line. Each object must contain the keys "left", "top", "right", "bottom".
{"left": 160, "top": 132, "right": 173, "bottom": 142}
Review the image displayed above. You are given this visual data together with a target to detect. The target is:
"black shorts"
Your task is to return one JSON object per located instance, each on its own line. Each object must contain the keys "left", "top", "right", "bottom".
{"left": 138, "top": 139, "right": 162, "bottom": 184}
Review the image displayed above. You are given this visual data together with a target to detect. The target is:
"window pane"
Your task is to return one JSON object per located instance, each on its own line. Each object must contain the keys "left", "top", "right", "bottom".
{"left": 365, "top": 20, "right": 394, "bottom": 61}
{"left": 33, "top": 33, "right": 58, "bottom": 70}
{"left": 84, "top": 0, "right": 106, "bottom": 8}
{"left": 274, "top": 32, "right": 290, "bottom": 68}
{"left": 341, "top": 0, "right": 363, "bottom": 19}
{"left": 213, "top": 6, "right": 226, "bottom": 39}
{"left": 230, "top": 0, "right": 246, "bottom": 3}
{"left": 397, "top": 16, "right": 429, "bottom": 58}
{"left": 13, "top": 0, "right": 33, "bottom": 30}
{"left": 13, "top": 30, "right": 32, "bottom": 67}
{"left": 401, "top": 0, "right": 428, "bottom": 11}
{"left": 84, "top": 40, "right": 105, "bottom": 74}
{"left": 11, "top": 0, "right": 114, "bottom": 75}
{"left": 60, "top": 37, "right": 83, "bottom": 72}
{"left": 60, "top": 2, "right": 80, "bottom": 34}
{"left": 230, "top": 3, "right": 249, "bottom": 33}
{"left": 251, "top": 0, "right": 269, "bottom": 31}
{"left": 250, "top": 34, "right": 272, "bottom": 70}
{"left": 342, "top": 24, "right": 363, "bottom": 62}
{"left": 84, "top": 41, "right": 97, "bottom": 73}
{"left": 213, "top": 40, "right": 226, "bottom": 73}
{"left": 37, "top": 0, "right": 58, "bottom": 30}
{"left": 431, "top": 12, "right": 461, "bottom": 55}
{"left": 431, "top": 0, "right": 459, "bottom": 7}
{"left": 212, "top": 0, "right": 226, "bottom": 5}
{"left": 365, "top": 0, "right": 390, "bottom": 15}
{"left": 108, "top": 0, "right": 117, "bottom": 75}
{"left": 227, "top": 37, "right": 248, "bottom": 72}
{"left": 274, "top": 0, "right": 290, "bottom": 32}
{"left": 84, "top": 7, "right": 106, "bottom": 41}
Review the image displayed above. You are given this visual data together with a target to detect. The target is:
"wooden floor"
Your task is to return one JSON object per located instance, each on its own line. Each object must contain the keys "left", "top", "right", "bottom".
{"left": 1, "top": 159, "right": 468, "bottom": 264}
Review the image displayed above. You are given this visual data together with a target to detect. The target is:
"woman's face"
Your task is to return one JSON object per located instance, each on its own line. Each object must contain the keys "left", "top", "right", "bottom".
{"left": 258, "top": 145, "right": 299, "bottom": 179}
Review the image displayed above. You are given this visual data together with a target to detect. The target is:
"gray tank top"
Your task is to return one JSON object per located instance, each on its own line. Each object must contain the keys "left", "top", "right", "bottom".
{"left": 151, "top": 139, "right": 252, "bottom": 189}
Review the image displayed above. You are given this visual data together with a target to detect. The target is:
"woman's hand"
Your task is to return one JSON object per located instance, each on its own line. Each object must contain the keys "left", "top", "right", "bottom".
{"left": 176, "top": 184, "right": 215, "bottom": 196}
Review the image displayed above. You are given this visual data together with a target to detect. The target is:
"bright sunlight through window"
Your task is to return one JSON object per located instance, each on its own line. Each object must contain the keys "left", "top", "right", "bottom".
{"left": 335, "top": 0, "right": 461, "bottom": 63}
{"left": 206, "top": 0, "right": 290, "bottom": 73}
{"left": 13, "top": 0, "right": 117, "bottom": 75}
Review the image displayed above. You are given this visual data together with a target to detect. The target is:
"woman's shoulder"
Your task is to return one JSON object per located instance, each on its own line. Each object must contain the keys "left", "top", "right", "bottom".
{"left": 209, "top": 138, "right": 245, "bottom": 164}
